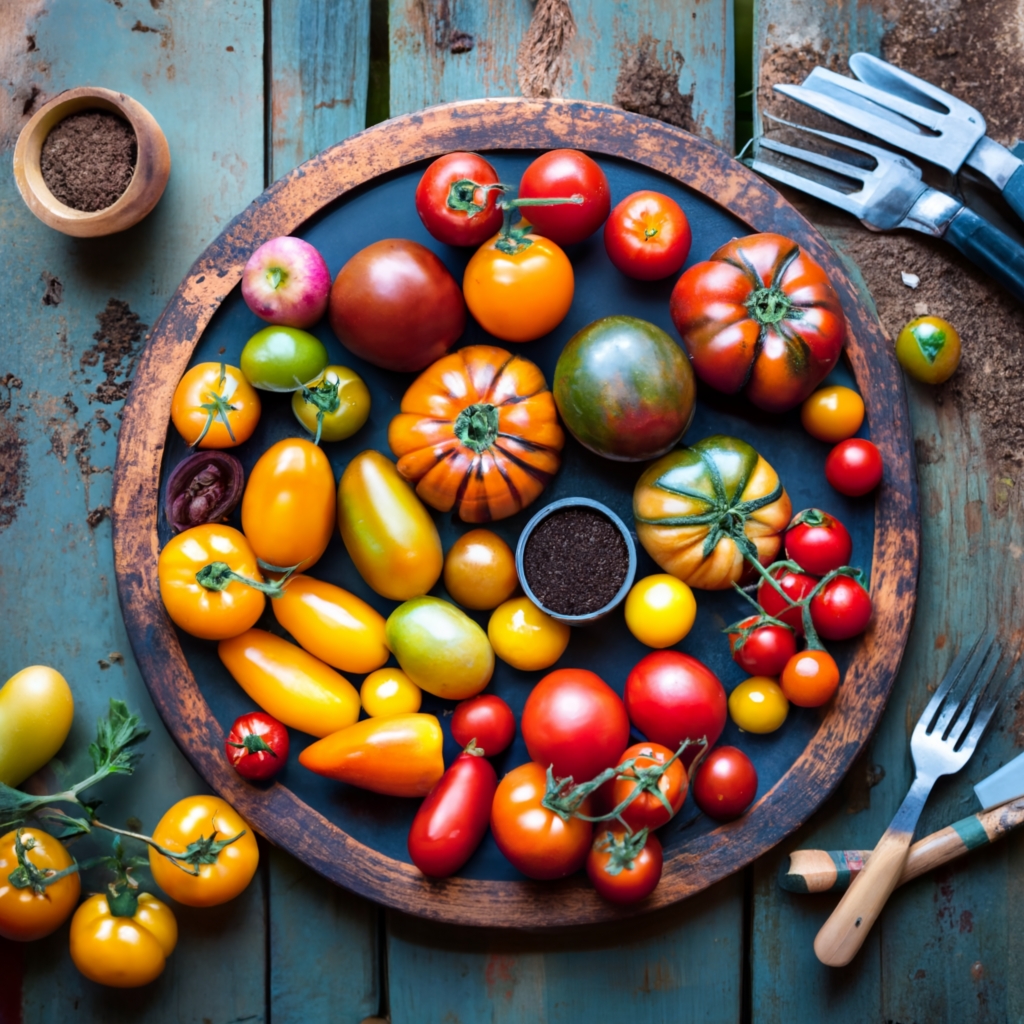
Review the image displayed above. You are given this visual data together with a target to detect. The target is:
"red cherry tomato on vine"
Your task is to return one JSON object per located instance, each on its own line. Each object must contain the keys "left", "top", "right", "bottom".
{"left": 414, "top": 152, "right": 506, "bottom": 247}
{"left": 518, "top": 149, "right": 611, "bottom": 245}
{"left": 693, "top": 747, "right": 758, "bottom": 820}
{"left": 784, "top": 509, "right": 853, "bottom": 575}
{"left": 757, "top": 567, "right": 818, "bottom": 634}
{"left": 728, "top": 616, "right": 797, "bottom": 677}
{"left": 587, "top": 826, "right": 663, "bottom": 904}
{"left": 607, "top": 742, "right": 688, "bottom": 832}
{"left": 450, "top": 694, "right": 516, "bottom": 757}
{"left": 825, "top": 439, "right": 883, "bottom": 496}
{"left": 809, "top": 574, "right": 872, "bottom": 641}
{"left": 225, "top": 711, "right": 290, "bottom": 782}
{"left": 780, "top": 650, "right": 840, "bottom": 707}
{"left": 603, "top": 190, "right": 692, "bottom": 280}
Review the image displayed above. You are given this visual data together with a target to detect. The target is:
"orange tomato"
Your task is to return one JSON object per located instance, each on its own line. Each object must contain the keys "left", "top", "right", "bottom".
{"left": 443, "top": 529, "right": 518, "bottom": 610}
{"left": 0, "top": 828, "right": 80, "bottom": 941}
{"left": 800, "top": 385, "right": 865, "bottom": 443}
{"left": 171, "top": 363, "right": 261, "bottom": 449}
{"left": 780, "top": 650, "right": 840, "bottom": 707}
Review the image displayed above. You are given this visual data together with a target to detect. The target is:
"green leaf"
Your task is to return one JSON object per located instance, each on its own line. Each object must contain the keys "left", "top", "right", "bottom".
{"left": 50, "top": 815, "right": 93, "bottom": 839}
{"left": 0, "top": 783, "right": 43, "bottom": 829}
{"left": 88, "top": 700, "right": 150, "bottom": 777}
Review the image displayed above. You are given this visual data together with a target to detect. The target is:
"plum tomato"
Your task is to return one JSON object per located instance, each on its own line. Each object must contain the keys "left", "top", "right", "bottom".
{"left": 895, "top": 315, "right": 961, "bottom": 384}
{"left": 780, "top": 650, "right": 840, "bottom": 707}
{"left": 727, "top": 616, "right": 796, "bottom": 676}
{"left": 608, "top": 742, "right": 687, "bottom": 831}
{"left": 360, "top": 667, "right": 422, "bottom": 718}
{"left": 451, "top": 694, "right": 515, "bottom": 757}
{"left": 240, "top": 326, "right": 328, "bottom": 392}
{"left": 800, "top": 385, "right": 865, "bottom": 443}
{"left": 809, "top": 574, "right": 872, "bottom": 641}
{"left": 625, "top": 575, "right": 697, "bottom": 649}
{"left": 757, "top": 567, "right": 818, "bottom": 634}
{"left": 415, "top": 152, "right": 506, "bottom": 247}
{"left": 171, "top": 363, "right": 261, "bottom": 449}
{"left": 225, "top": 711, "right": 289, "bottom": 782}
{"left": 693, "top": 747, "right": 758, "bottom": 820}
{"left": 587, "top": 826, "right": 663, "bottom": 904}
{"left": 488, "top": 596, "right": 570, "bottom": 672}
{"left": 728, "top": 677, "right": 789, "bottom": 734}
{"left": 826, "top": 439, "right": 883, "bottom": 497}
{"left": 292, "top": 365, "right": 371, "bottom": 444}
{"left": 518, "top": 149, "right": 611, "bottom": 245}
{"left": 443, "top": 529, "right": 518, "bottom": 610}
{"left": 603, "top": 190, "right": 692, "bottom": 280}
{"left": 784, "top": 509, "right": 853, "bottom": 575}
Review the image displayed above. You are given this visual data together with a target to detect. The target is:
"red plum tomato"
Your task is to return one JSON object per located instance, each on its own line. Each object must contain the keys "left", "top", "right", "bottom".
{"left": 784, "top": 509, "right": 852, "bottom": 575}
{"left": 728, "top": 616, "right": 797, "bottom": 677}
{"left": 825, "top": 439, "right": 883, "bottom": 497}
{"left": 587, "top": 827, "right": 663, "bottom": 904}
{"left": 225, "top": 711, "right": 290, "bottom": 782}
{"left": 450, "top": 694, "right": 516, "bottom": 757}
{"left": 415, "top": 152, "right": 505, "bottom": 247}
{"left": 518, "top": 150, "right": 611, "bottom": 245}
{"left": 756, "top": 567, "right": 818, "bottom": 634}
{"left": 693, "top": 747, "right": 758, "bottom": 820}
{"left": 809, "top": 575, "right": 872, "bottom": 641}
{"left": 603, "top": 191, "right": 692, "bottom": 280}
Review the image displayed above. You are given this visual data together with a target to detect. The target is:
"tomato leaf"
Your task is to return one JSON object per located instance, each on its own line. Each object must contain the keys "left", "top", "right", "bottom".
{"left": 0, "top": 783, "right": 42, "bottom": 830}
{"left": 88, "top": 699, "right": 150, "bottom": 777}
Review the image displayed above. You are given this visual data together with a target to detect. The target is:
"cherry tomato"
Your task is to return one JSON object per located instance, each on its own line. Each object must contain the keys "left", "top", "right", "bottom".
{"left": 825, "top": 439, "right": 884, "bottom": 497}
{"left": 895, "top": 315, "right": 961, "bottom": 384}
{"left": 784, "top": 509, "right": 853, "bottom": 575}
{"left": 450, "top": 694, "right": 515, "bottom": 757}
{"left": 624, "top": 575, "right": 697, "bottom": 649}
{"left": 415, "top": 152, "right": 506, "bottom": 247}
{"left": 587, "top": 826, "right": 663, "bottom": 904}
{"left": 757, "top": 567, "right": 818, "bottom": 634}
{"left": 0, "top": 828, "right": 80, "bottom": 941}
{"left": 518, "top": 149, "right": 611, "bottom": 245}
{"left": 488, "top": 596, "right": 570, "bottom": 672}
{"left": 171, "top": 363, "right": 261, "bottom": 449}
{"left": 408, "top": 743, "right": 498, "bottom": 878}
{"left": 240, "top": 326, "right": 329, "bottom": 392}
{"left": 490, "top": 762, "right": 593, "bottom": 880}
{"left": 693, "top": 747, "right": 758, "bottom": 820}
{"left": 800, "top": 385, "right": 865, "bottom": 443}
{"left": 603, "top": 190, "right": 692, "bottom": 280}
{"left": 809, "top": 574, "right": 872, "bottom": 641}
{"left": 225, "top": 711, "right": 290, "bottom": 782}
{"left": 728, "top": 677, "right": 789, "bottom": 734}
{"left": 608, "top": 742, "right": 687, "bottom": 831}
{"left": 522, "top": 669, "right": 630, "bottom": 782}
{"left": 728, "top": 615, "right": 797, "bottom": 676}
{"left": 443, "top": 529, "right": 518, "bottom": 610}
{"left": 780, "top": 650, "right": 840, "bottom": 707}
{"left": 360, "top": 667, "right": 422, "bottom": 718}
{"left": 292, "top": 365, "right": 371, "bottom": 443}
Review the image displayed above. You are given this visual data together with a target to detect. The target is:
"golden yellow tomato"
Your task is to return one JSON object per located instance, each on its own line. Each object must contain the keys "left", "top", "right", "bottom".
{"left": 170, "top": 363, "right": 261, "bottom": 449}
{"left": 800, "top": 385, "right": 865, "bottom": 443}
{"left": 729, "top": 676, "right": 789, "bottom": 734}
{"left": 0, "top": 666, "right": 74, "bottom": 786}
{"left": 0, "top": 828, "right": 80, "bottom": 941}
{"left": 292, "top": 364, "right": 371, "bottom": 442}
{"left": 443, "top": 529, "right": 519, "bottom": 610}
{"left": 360, "top": 667, "right": 422, "bottom": 717}
{"left": 624, "top": 575, "right": 697, "bottom": 648}
{"left": 895, "top": 315, "right": 962, "bottom": 384}
{"left": 487, "top": 597, "right": 570, "bottom": 671}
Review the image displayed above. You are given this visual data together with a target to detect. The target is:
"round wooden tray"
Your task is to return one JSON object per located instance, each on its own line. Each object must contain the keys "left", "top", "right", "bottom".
{"left": 112, "top": 98, "right": 919, "bottom": 928}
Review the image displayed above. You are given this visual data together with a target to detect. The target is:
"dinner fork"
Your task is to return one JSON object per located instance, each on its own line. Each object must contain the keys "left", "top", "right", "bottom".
{"left": 814, "top": 635, "right": 1014, "bottom": 967}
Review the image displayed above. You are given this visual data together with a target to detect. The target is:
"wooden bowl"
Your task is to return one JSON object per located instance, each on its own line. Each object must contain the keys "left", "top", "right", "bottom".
{"left": 12, "top": 86, "right": 170, "bottom": 237}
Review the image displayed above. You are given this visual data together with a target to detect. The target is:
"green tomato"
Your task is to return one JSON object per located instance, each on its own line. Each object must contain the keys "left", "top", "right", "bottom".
{"left": 895, "top": 315, "right": 961, "bottom": 384}
{"left": 0, "top": 666, "right": 74, "bottom": 786}
{"left": 291, "top": 365, "right": 371, "bottom": 443}
{"left": 240, "top": 326, "right": 329, "bottom": 392}
{"left": 385, "top": 597, "right": 494, "bottom": 700}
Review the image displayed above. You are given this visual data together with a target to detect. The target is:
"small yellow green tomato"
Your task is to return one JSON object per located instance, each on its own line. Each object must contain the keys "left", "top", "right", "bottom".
{"left": 292, "top": 365, "right": 371, "bottom": 443}
{"left": 360, "top": 667, "right": 422, "bottom": 717}
{"left": 728, "top": 676, "right": 789, "bottom": 734}
{"left": 488, "top": 597, "right": 570, "bottom": 671}
{"left": 624, "top": 575, "right": 697, "bottom": 649}
{"left": 0, "top": 666, "right": 74, "bottom": 786}
{"left": 800, "top": 385, "right": 865, "bottom": 443}
{"left": 895, "top": 315, "right": 962, "bottom": 384}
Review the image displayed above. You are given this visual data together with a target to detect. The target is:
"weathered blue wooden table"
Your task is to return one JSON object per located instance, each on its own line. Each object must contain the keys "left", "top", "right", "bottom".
{"left": 2, "top": 0, "right": 1021, "bottom": 1020}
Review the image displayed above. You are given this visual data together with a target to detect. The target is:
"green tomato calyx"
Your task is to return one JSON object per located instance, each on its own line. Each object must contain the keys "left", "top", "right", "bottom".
{"left": 7, "top": 830, "right": 80, "bottom": 895}
{"left": 107, "top": 884, "right": 140, "bottom": 918}
{"left": 192, "top": 364, "right": 239, "bottom": 447}
{"left": 299, "top": 376, "right": 342, "bottom": 445}
{"left": 446, "top": 178, "right": 510, "bottom": 216}
{"left": 195, "top": 561, "right": 286, "bottom": 599}
{"left": 229, "top": 733, "right": 278, "bottom": 757}
{"left": 454, "top": 403, "right": 500, "bottom": 453}
{"left": 595, "top": 826, "right": 650, "bottom": 876}
{"left": 911, "top": 322, "right": 946, "bottom": 364}
{"left": 746, "top": 285, "right": 794, "bottom": 326}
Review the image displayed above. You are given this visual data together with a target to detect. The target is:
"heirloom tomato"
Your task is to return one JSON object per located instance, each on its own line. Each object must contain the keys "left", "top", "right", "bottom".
{"left": 388, "top": 345, "right": 564, "bottom": 522}
{"left": 800, "top": 385, "right": 865, "bottom": 443}
{"left": 415, "top": 152, "right": 506, "bottom": 247}
{"left": 603, "top": 190, "right": 691, "bottom": 280}
{"left": 587, "top": 827, "right": 663, "bottom": 904}
{"left": 608, "top": 742, "right": 687, "bottom": 831}
{"left": 239, "top": 326, "right": 328, "bottom": 391}
{"left": 633, "top": 435, "right": 792, "bottom": 590}
{"left": 70, "top": 892, "right": 178, "bottom": 988}
{"left": 299, "top": 713, "right": 444, "bottom": 797}
{"left": 171, "top": 363, "right": 260, "bottom": 449}
{"left": 443, "top": 529, "right": 518, "bottom": 610}
{"left": 693, "top": 747, "right": 758, "bottom": 820}
{"left": 809, "top": 574, "right": 872, "bottom": 641}
{"left": 164, "top": 450, "right": 244, "bottom": 533}
{"left": 218, "top": 629, "right": 360, "bottom": 737}
{"left": 225, "top": 711, "right": 290, "bottom": 782}
{"left": 727, "top": 616, "right": 796, "bottom": 677}
{"left": 825, "top": 439, "right": 883, "bottom": 496}
{"left": 669, "top": 233, "right": 846, "bottom": 412}
{"left": 0, "top": 829, "right": 80, "bottom": 941}
{"left": 488, "top": 597, "right": 570, "bottom": 672}
{"left": 553, "top": 316, "right": 696, "bottom": 462}
{"left": 728, "top": 677, "right": 789, "bottom": 734}
{"left": 292, "top": 365, "right": 371, "bottom": 443}
{"left": 360, "top": 668, "right": 422, "bottom": 718}
{"left": 450, "top": 694, "right": 515, "bottom": 756}
{"left": 784, "top": 509, "right": 852, "bottom": 575}
{"left": 780, "top": 650, "right": 840, "bottom": 707}
{"left": 757, "top": 567, "right": 817, "bottom": 634}
{"left": 518, "top": 149, "right": 611, "bottom": 245}
{"left": 624, "top": 575, "right": 697, "bottom": 649}
{"left": 0, "top": 666, "right": 74, "bottom": 787}
{"left": 149, "top": 795, "right": 259, "bottom": 907}
{"left": 895, "top": 315, "right": 961, "bottom": 384}
{"left": 337, "top": 450, "right": 443, "bottom": 601}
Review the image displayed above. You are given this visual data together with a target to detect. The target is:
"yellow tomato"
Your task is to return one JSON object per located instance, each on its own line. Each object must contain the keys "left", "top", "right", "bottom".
{"left": 70, "top": 892, "right": 178, "bottom": 988}
{"left": 170, "top": 363, "right": 261, "bottom": 449}
{"left": 292, "top": 365, "right": 371, "bottom": 442}
{"left": 149, "top": 795, "right": 259, "bottom": 907}
{"left": 624, "top": 575, "right": 697, "bottom": 648}
{"left": 895, "top": 315, "right": 961, "bottom": 384}
{"left": 0, "top": 828, "right": 80, "bottom": 941}
{"left": 728, "top": 677, "right": 789, "bottom": 734}
{"left": 241, "top": 438, "right": 336, "bottom": 572}
{"left": 360, "top": 668, "right": 422, "bottom": 717}
{"left": 800, "top": 385, "right": 865, "bottom": 443}
{"left": 0, "top": 666, "right": 74, "bottom": 786}
{"left": 443, "top": 529, "right": 519, "bottom": 610}
{"left": 272, "top": 575, "right": 388, "bottom": 674}
{"left": 218, "top": 628, "right": 360, "bottom": 736}
{"left": 487, "top": 597, "right": 570, "bottom": 671}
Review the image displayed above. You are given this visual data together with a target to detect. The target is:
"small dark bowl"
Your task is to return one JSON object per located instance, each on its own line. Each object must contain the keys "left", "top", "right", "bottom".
{"left": 515, "top": 496, "right": 637, "bottom": 625}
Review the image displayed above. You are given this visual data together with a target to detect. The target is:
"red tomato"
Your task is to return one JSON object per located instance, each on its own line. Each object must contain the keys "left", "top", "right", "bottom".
{"left": 624, "top": 652, "right": 726, "bottom": 764}
{"left": 522, "top": 669, "right": 629, "bottom": 782}
{"left": 607, "top": 742, "right": 687, "bottom": 831}
{"left": 693, "top": 747, "right": 758, "bottom": 820}
{"left": 728, "top": 616, "right": 797, "bottom": 677}
{"left": 809, "top": 575, "right": 872, "bottom": 641}
{"left": 407, "top": 744, "right": 498, "bottom": 878}
{"left": 780, "top": 650, "right": 840, "bottom": 707}
{"left": 757, "top": 567, "right": 818, "bottom": 634}
{"left": 785, "top": 509, "right": 853, "bottom": 575}
{"left": 225, "top": 711, "right": 290, "bottom": 782}
{"left": 603, "top": 191, "right": 692, "bottom": 280}
{"left": 825, "top": 439, "right": 884, "bottom": 497}
{"left": 414, "top": 152, "right": 506, "bottom": 247}
{"left": 587, "top": 827, "right": 663, "bottom": 904}
{"left": 450, "top": 694, "right": 516, "bottom": 757}
{"left": 518, "top": 150, "right": 611, "bottom": 245}
{"left": 490, "top": 762, "right": 593, "bottom": 880}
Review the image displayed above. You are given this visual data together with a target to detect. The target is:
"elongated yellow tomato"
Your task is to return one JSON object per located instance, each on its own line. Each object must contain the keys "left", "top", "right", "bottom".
{"left": 299, "top": 714, "right": 444, "bottom": 796}
{"left": 0, "top": 829, "right": 80, "bottom": 941}
{"left": 0, "top": 666, "right": 74, "bottom": 786}
{"left": 70, "top": 893, "right": 178, "bottom": 988}
{"left": 219, "top": 629, "right": 360, "bottom": 737}
{"left": 272, "top": 575, "right": 388, "bottom": 674}
{"left": 241, "top": 438, "right": 336, "bottom": 571}
{"left": 337, "top": 450, "right": 442, "bottom": 600}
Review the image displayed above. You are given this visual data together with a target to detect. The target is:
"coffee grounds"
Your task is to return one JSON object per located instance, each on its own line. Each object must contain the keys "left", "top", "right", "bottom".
{"left": 40, "top": 110, "right": 137, "bottom": 212}
{"left": 524, "top": 507, "right": 629, "bottom": 616}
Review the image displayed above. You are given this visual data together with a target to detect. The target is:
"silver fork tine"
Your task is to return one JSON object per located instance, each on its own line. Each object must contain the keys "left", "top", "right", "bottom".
{"left": 757, "top": 135, "right": 875, "bottom": 183}
{"left": 762, "top": 114, "right": 916, "bottom": 167}
{"left": 929, "top": 635, "right": 997, "bottom": 738}
{"left": 747, "top": 155, "right": 868, "bottom": 218}
{"left": 943, "top": 643, "right": 1003, "bottom": 745}
{"left": 849, "top": 53, "right": 981, "bottom": 125}
{"left": 909, "top": 637, "right": 978, "bottom": 742}
{"left": 954, "top": 650, "right": 1022, "bottom": 751}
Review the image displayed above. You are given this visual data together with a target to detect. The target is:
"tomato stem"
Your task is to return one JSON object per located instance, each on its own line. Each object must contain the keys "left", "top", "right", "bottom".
{"left": 492, "top": 194, "right": 584, "bottom": 255}
{"left": 746, "top": 285, "right": 795, "bottom": 326}
{"left": 5, "top": 830, "right": 81, "bottom": 894}
{"left": 195, "top": 561, "right": 286, "bottom": 598}
{"left": 298, "top": 375, "right": 341, "bottom": 446}
{"left": 446, "top": 178, "right": 510, "bottom": 215}
{"left": 594, "top": 826, "right": 650, "bottom": 876}
{"left": 192, "top": 363, "right": 239, "bottom": 448}
{"left": 228, "top": 733, "right": 277, "bottom": 757}
{"left": 453, "top": 403, "right": 499, "bottom": 452}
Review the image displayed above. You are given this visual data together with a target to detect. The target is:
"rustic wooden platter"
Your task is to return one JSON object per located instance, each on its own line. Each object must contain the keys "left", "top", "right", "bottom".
{"left": 112, "top": 98, "right": 918, "bottom": 928}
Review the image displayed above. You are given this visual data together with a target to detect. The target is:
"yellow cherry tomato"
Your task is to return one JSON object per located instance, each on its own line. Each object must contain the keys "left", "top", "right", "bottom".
{"left": 272, "top": 575, "right": 388, "bottom": 674}
{"left": 728, "top": 676, "right": 790, "bottom": 734}
{"left": 360, "top": 667, "right": 422, "bottom": 717}
{"left": 292, "top": 365, "right": 371, "bottom": 443}
{"left": 241, "top": 438, "right": 336, "bottom": 572}
{"left": 0, "top": 828, "right": 80, "bottom": 941}
{"left": 158, "top": 524, "right": 270, "bottom": 640}
{"left": 443, "top": 529, "right": 519, "bottom": 610}
{"left": 800, "top": 385, "right": 865, "bottom": 443}
{"left": 70, "top": 892, "right": 178, "bottom": 988}
{"left": 624, "top": 575, "right": 697, "bottom": 648}
{"left": 171, "top": 362, "right": 261, "bottom": 449}
{"left": 0, "top": 666, "right": 74, "bottom": 786}
{"left": 218, "top": 628, "right": 361, "bottom": 737}
{"left": 487, "top": 597, "right": 570, "bottom": 671}
{"left": 895, "top": 315, "right": 961, "bottom": 384}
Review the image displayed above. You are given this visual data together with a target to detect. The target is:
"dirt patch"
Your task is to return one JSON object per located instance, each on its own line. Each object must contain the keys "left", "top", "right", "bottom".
{"left": 614, "top": 36, "right": 697, "bottom": 134}
{"left": 0, "top": 374, "right": 27, "bottom": 531}
{"left": 41, "top": 272, "right": 62, "bottom": 306}
{"left": 86, "top": 505, "right": 109, "bottom": 528}
{"left": 80, "top": 299, "right": 147, "bottom": 405}
{"left": 517, "top": 0, "right": 575, "bottom": 99}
